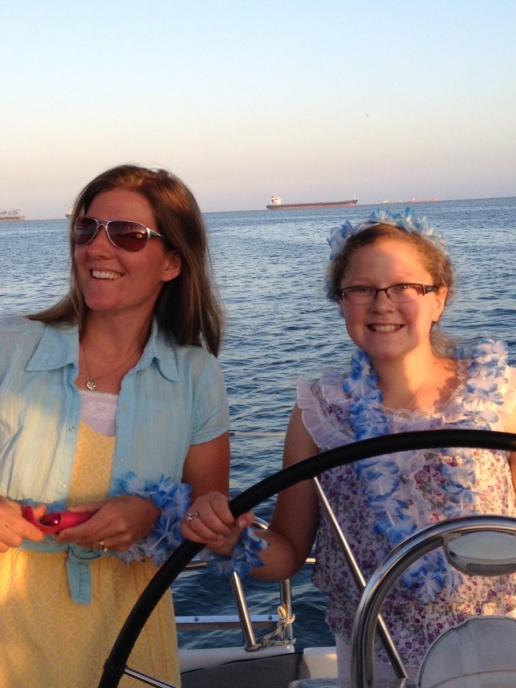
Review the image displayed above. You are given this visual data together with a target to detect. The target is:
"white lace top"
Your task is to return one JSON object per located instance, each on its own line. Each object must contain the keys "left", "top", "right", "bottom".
{"left": 78, "top": 389, "right": 118, "bottom": 436}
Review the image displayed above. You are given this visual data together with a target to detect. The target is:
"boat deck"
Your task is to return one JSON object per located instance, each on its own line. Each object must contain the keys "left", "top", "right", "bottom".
{"left": 182, "top": 652, "right": 303, "bottom": 688}
{"left": 182, "top": 653, "right": 413, "bottom": 688}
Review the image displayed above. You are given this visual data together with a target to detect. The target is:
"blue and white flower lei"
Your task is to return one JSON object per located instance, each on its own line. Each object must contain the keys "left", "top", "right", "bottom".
{"left": 199, "top": 527, "right": 268, "bottom": 578}
{"left": 343, "top": 338, "right": 509, "bottom": 601}
{"left": 113, "top": 473, "right": 192, "bottom": 565}
{"left": 113, "top": 472, "right": 266, "bottom": 577}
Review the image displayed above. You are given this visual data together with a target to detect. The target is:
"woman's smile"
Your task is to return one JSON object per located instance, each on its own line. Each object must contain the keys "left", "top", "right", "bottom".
{"left": 75, "top": 189, "right": 180, "bottom": 319}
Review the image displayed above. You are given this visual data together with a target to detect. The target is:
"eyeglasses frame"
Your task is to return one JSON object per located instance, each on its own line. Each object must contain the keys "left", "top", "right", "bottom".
{"left": 338, "top": 283, "right": 439, "bottom": 303}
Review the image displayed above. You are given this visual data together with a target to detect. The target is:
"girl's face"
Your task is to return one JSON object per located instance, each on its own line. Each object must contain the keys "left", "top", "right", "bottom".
{"left": 339, "top": 239, "right": 447, "bottom": 364}
{"left": 74, "top": 189, "right": 181, "bottom": 321}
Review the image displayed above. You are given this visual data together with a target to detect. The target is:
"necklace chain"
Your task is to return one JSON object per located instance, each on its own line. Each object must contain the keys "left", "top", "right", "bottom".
{"left": 81, "top": 343, "right": 139, "bottom": 391}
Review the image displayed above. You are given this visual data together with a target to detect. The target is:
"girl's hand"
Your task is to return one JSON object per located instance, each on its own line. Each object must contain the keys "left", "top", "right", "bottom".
{"left": 0, "top": 498, "right": 46, "bottom": 551}
{"left": 181, "top": 491, "right": 255, "bottom": 556}
{"left": 55, "top": 495, "right": 160, "bottom": 552}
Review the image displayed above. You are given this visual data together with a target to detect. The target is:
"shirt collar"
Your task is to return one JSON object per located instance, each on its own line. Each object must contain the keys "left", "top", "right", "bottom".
{"left": 27, "top": 323, "right": 79, "bottom": 372}
{"left": 135, "top": 318, "right": 179, "bottom": 382}
{"left": 26, "top": 318, "right": 180, "bottom": 382}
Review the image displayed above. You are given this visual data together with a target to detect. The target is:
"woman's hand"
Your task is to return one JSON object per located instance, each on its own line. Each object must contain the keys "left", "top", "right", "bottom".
{"left": 0, "top": 498, "right": 46, "bottom": 552}
{"left": 55, "top": 495, "right": 160, "bottom": 552}
{"left": 181, "top": 491, "right": 255, "bottom": 556}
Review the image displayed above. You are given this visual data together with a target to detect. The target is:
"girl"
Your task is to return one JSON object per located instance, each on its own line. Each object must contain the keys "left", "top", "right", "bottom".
{"left": 185, "top": 208, "right": 516, "bottom": 681}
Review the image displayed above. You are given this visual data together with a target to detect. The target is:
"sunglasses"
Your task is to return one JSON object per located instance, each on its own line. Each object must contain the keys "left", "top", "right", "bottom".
{"left": 74, "top": 217, "right": 165, "bottom": 253}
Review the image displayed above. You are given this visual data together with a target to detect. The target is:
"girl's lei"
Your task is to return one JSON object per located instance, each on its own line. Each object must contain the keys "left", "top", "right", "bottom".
{"left": 343, "top": 338, "right": 510, "bottom": 601}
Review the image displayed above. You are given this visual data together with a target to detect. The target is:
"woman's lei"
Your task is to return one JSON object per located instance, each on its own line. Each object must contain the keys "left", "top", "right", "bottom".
{"left": 112, "top": 472, "right": 266, "bottom": 578}
{"left": 113, "top": 473, "right": 191, "bottom": 565}
{"left": 343, "top": 338, "right": 510, "bottom": 601}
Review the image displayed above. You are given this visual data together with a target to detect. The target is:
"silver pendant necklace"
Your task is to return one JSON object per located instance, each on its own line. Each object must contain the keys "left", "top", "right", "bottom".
{"left": 86, "top": 377, "right": 97, "bottom": 391}
{"left": 81, "top": 343, "right": 139, "bottom": 391}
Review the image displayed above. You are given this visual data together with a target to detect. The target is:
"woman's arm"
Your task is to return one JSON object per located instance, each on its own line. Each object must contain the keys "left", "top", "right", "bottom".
{"left": 182, "top": 405, "right": 321, "bottom": 581}
{"left": 251, "top": 404, "right": 320, "bottom": 580}
{"left": 180, "top": 432, "right": 251, "bottom": 545}
{"left": 181, "top": 431, "right": 231, "bottom": 501}
{"left": 56, "top": 432, "right": 231, "bottom": 552}
{"left": 0, "top": 498, "right": 46, "bottom": 551}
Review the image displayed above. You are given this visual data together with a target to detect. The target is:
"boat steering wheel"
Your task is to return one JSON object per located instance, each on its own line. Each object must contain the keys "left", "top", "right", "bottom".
{"left": 98, "top": 429, "right": 516, "bottom": 687}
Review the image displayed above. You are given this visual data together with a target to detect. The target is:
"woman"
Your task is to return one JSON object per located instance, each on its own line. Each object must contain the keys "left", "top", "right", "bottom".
{"left": 185, "top": 208, "right": 516, "bottom": 681}
{"left": 0, "top": 164, "right": 230, "bottom": 687}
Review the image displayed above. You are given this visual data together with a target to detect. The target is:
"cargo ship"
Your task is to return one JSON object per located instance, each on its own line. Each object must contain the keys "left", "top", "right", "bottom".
{"left": 266, "top": 194, "right": 357, "bottom": 210}
{"left": 0, "top": 209, "right": 25, "bottom": 221}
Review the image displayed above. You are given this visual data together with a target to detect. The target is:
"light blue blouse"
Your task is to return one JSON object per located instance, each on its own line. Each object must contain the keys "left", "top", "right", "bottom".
{"left": 0, "top": 315, "right": 230, "bottom": 603}
{"left": 0, "top": 315, "right": 229, "bottom": 508}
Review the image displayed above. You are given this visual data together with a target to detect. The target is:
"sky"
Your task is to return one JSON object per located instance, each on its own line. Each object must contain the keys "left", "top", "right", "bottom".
{"left": 1, "top": 0, "right": 515, "bottom": 218}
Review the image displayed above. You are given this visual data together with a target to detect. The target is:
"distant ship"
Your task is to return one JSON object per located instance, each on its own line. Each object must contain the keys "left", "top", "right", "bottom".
{"left": 0, "top": 209, "right": 25, "bottom": 222}
{"left": 266, "top": 194, "right": 357, "bottom": 210}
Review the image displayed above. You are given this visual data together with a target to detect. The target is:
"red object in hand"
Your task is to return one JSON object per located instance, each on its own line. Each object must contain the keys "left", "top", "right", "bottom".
{"left": 22, "top": 506, "right": 94, "bottom": 534}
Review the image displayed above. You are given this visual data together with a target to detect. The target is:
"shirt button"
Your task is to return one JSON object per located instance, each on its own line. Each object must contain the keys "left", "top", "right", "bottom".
{"left": 59, "top": 482, "right": 67, "bottom": 489}
{"left": 117, "top": 458, "right": 124, "bottom": 465}
{"left": 68, "top": 425, "right": 75, "bottom": 431}
{"left": 122, "top": 405, "right": 128, "bottom": 411}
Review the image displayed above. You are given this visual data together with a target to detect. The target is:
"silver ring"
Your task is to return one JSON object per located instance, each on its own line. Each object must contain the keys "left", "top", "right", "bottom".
{"left": 186, "top": 511, "right": 200, "bottom": 523}
{"left": 99, "top": 540, "right": 108, "bottom": 552}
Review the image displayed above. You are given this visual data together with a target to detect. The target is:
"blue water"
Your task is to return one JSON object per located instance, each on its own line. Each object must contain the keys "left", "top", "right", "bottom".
{"left": 0, "top": 197, "right": 515, "bottom": 650}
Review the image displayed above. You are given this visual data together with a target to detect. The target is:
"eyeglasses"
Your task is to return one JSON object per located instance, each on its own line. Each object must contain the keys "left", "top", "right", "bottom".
{"left": 74, "top": 217, "right": 165, "bottom": 252}
{"left": 338, "top": 283, "right": 438, "bottom": 304}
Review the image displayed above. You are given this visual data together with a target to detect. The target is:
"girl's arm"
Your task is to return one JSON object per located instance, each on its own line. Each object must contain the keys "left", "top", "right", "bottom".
{"left": 507, "top": 404, "right": 516, "bottom": 493}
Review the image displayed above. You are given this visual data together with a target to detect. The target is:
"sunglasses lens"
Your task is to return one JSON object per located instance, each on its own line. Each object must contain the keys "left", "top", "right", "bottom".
{"left": 74, "top": 218, "right": 98, "bottom": 245}
{"left": 108, "top": 221, "right": 149, "bottom": 252}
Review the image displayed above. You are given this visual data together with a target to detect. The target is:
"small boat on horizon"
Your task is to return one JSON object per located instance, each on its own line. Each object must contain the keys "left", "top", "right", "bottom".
{"left": 0, "top": 209, "right": 25, "bottom": 222}
{"left": 266, "top": 195, "right": 357, "bottom": 210}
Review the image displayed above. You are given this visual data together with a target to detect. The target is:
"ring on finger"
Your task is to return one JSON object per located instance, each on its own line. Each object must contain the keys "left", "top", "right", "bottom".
{"left": 186, "top": 511, "right": 200, "bottom": 524}
{"left": 99, "top": 540, "right": 108, "bottom": 552}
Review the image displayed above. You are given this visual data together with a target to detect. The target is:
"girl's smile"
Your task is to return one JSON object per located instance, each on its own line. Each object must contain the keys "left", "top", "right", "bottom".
{"left": 339, "top": 238, "right": 447, "bottom": 364}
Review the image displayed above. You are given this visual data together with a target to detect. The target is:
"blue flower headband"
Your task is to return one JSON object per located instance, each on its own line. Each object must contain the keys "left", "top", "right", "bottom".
{"left": 327, "top": 207, "right": 448, "bottom": 262}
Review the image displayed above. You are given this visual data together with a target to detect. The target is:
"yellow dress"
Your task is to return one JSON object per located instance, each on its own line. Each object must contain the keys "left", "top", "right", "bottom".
{"left": 0, "top": 421, "right": 180, "bottom": 688}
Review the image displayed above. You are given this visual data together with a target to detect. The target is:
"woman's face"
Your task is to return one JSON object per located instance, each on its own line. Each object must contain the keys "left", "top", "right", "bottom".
{"left": 339, "top": 238, "right": 447, "bottom": 364}
{"left": 74, "top": 188, "right": 181, "bottom": 321}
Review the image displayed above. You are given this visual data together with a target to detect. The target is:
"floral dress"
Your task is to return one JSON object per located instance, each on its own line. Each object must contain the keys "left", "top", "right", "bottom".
{"left": 298, "top": 339, "right": 516, "bottom": 665}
